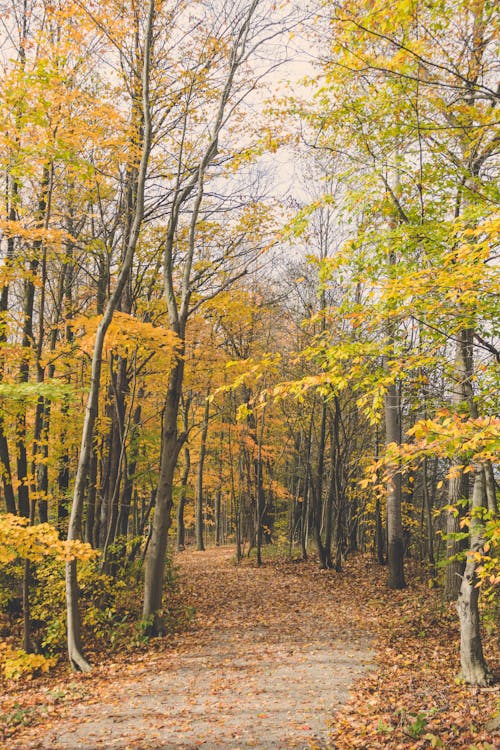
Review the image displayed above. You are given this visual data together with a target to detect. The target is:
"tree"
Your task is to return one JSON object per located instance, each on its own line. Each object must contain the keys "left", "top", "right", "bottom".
{"left": 142, "top": 0, "right": 284, "bottom": 632}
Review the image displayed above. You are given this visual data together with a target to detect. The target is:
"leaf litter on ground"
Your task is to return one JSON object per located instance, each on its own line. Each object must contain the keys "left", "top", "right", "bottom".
{"left": 0, "top": 546, "right": 498, "bottom": 749}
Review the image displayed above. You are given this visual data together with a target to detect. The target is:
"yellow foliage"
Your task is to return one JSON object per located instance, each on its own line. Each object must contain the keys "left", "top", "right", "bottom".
{"left": 0, "top": 643, "right": 56, "bottom": 680}
{"left": 0, "top": 514, "right": 97, "bottom": 564}
{"left": 73, "top": 312, "right": 181, "bottom": 363}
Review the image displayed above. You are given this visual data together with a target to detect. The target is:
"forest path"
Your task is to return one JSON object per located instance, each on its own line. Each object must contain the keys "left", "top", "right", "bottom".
{"left": 8, "top": 547, "right": 373, "bottom": 750}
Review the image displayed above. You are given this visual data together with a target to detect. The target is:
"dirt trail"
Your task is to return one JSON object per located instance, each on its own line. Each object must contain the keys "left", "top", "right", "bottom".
{"left": 8, "top": 547, "right": 373, "bottom": 750}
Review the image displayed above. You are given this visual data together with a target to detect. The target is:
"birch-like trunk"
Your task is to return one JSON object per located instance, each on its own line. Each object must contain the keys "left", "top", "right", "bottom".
{"left": 457, "top": 466, "right": 491, "bottom": 685}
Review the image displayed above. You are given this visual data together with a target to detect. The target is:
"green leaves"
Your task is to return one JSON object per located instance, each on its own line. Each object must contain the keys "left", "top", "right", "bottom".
{"left": 0, "top": 381, "right": 73, "bottom": 405}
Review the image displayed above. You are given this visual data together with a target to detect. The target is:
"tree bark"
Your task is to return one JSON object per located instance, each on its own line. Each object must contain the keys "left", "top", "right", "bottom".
{"left": 384, "top": 381, "right": 406, "bottom": 589}
{"left": 445, "top": 470, "right": 468, "bottom": 600}
{"left": 422, "top": 457, "right": 435, "bottom": 573}
{"left": 313, "top": 400, "right": 328, "bottom": 568}
{"left": 176, "top": 399, "right": 191, "bottom": 551}
{"left": 457, "top": 466, "right": 491, "bottom": 685}
{"left": 445, "top": 328, "right": 475, "bottom": 600}
{"left": 195, "top": 396, "right": 210, "bottom": 551}
{"left": 143, "top": 357, "right": 184, "bottom": 633}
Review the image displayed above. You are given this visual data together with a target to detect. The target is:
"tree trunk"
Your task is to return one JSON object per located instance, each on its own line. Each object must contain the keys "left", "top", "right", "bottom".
{"left": 85, "top": 445, "right": 98, "bottom": 546}
{"left": 422, "top": 457, "right": 435, "bottom": 574}
{"left": 254, "top": 408, "right": 266, "bottom": 567}
{"left": 118, "top": 397, "right": 143, "bottom": 540}
{"left": 328, "top": 398, "right": 343, "bottom": 571}
{"left": 484, "top": 461, "right": 497, "bottom": 515}
{"left": 457, "top": 466, "right": 491, "bottom": 685}
{"left": 445, "top": 470, "right": 468, "bottom": 600}
{"left": 313, "top": 401, "right": 328, "bottom": 568}
{"left": 176, "top": 448, "right": 190, "bottom": 552}
{"left": 214, "top": 490, "right": 222, "bottom": 545}
{"left": 445, "top": 329, "right": 475, "bottom": 599}
{"left": 22, "top": 558, "right": 31, "bottom": 653}
{"left": 142, "top": 356, "right": 184, "bottom": 633}
{"left": 375, "top": 495, "right": 385, "bottom": 565}
{"left": 384, "top": 381, "right": 406, "bottom": 589}
{"left": 101, "top": 356, "right": 129, "bottom": 567}
{"left": 195, "top": 395, "right": 210, "bottom": 551}
{"left": 214, "top": 431, "right": 224, "bottom": 546}
{"left": 0, "top": 428, "right": 16, "bottom": 514}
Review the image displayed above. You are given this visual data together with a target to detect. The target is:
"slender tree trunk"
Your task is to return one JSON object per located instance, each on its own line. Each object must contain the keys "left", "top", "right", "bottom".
{"left": 85, "top": 445, "right": 98, "bottom": 546}
{"left": 176, "top": 413, "right": 191, "bottom": 551}
{"left": 314, "top": 401, "right": 328, "bottom": 568}
{"left": 422, "top": 458, "right": 435, "bottom": 574}
{"left": 483, "top": 461, "right": 497, "bottom": 515}
{"left": 457, "top": 466, "right": 491, "bottom": 685}
{"left": 195, "top": 395, "right": 210, "bottom": 551}
{"left": 299, "top": 491, "right": 308, "bottom": 559}
{"left": 445, "top": 470, "right": 468, "bottom": 600}
{"left": 0, "top": 429, "right": 16, "bottom": 514}
{"left": 214, "top": 491, "right": 222, "bottom": 545}
{"left": 57, "top": 248, "right": 75, "bottom": 528}
{"left": 445, "top": 329, "right": 476, "bottom": 599}
{"left": 384, "top": 381, "right": 406, "bottom": 589}
{"left": 22, "top": 558, "right": 31, "bottom": 653}
{"left": 373, "top": 426, "right": 385, "bottom": 564}
{"left": 375, "top": 495, "right": 385, "bottom": 565}
{"left": 176, "top": 396, "right": 191, "bottom": 552}
{"left": 101, "top": 356, "right": 130, "bottom": 567}
{"left": 254, "top": 405, "right": 266, "bottom": 567}
{"left": 143, "top": 356, "right": 184, "bottom": 632}
{"left": 214, "top": 430, "right": 224, "bottom": 546}
{"left": 119, "top": 395, "right": 143, "bottom": 540}
{"left": 327, "top": 399, "right": 342, "bottom": 570}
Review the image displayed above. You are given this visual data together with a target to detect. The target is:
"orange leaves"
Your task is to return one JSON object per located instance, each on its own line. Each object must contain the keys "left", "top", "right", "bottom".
{"left": 73, "top": 312, "right": 180, "bottom": 364}
{"left": 0, "top": 221, "right": 71, "bottom": 251}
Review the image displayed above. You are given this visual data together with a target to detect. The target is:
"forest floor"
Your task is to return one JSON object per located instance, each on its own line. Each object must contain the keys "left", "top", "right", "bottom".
{"left": 1, "top": 546, "right": 499, "bottom": 750}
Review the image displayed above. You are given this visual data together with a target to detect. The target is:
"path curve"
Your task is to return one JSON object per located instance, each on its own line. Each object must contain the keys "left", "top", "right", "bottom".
{"left": 9, "top": 547, "right": 372, "bottom": 750}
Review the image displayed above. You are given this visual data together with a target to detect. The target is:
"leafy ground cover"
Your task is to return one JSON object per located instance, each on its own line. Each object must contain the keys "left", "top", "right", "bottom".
{"left": 1, "top": 547, "right": 498, "bottom": 749}
{"left": 327, "top": 560, "right": 500, "bottom": 750}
